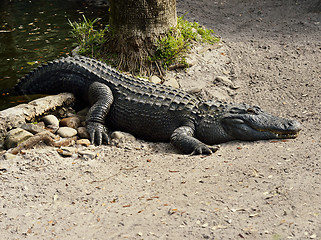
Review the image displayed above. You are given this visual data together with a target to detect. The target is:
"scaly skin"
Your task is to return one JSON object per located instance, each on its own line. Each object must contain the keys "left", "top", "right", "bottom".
{"left": 15, "top": 56, "right": 301, "bottom": 154}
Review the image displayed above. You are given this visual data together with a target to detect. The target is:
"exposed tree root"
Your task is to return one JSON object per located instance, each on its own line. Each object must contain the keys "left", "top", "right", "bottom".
{"left": 9, "top": 132, "right": 78, "bottom": 155}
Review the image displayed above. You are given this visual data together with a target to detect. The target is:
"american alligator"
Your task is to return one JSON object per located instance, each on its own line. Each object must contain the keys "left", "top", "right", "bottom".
{"left": 15, "top": 56, "right": 301, "bottom": 154}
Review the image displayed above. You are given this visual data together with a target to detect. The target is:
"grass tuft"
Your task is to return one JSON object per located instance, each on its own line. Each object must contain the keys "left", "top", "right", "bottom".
{"left": 150, "top": 16, "right": 220, "bottom": 68}
{"left": 68, "top": 15, "right": 107, "bottom": 56}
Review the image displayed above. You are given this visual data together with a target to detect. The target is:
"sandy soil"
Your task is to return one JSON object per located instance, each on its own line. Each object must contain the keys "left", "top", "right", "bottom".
{"left": 1, "top": 0, "right": 320, "bottom": 239}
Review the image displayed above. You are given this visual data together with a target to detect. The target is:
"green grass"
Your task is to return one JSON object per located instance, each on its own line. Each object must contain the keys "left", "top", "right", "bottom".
{"left": 150, "top": 16, "right": 220, "bottom": 68}
{"left": 68, "top": 15, "right": 107, "bottom": 55}
{"left": 68, "top": 15, "right": 220, "bottom": 72}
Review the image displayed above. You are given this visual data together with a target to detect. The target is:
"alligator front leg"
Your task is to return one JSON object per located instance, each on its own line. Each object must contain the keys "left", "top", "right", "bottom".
{"left": 86, "top": 82, "right": 114, "bottom": 145}
{"left": 170, "top": 126, "right": 219, "bottom": 155}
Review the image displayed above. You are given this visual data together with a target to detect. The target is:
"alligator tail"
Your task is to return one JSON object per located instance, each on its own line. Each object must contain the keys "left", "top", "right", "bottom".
{"left": 15, "top": 57, "right": 94, "bottom": 100}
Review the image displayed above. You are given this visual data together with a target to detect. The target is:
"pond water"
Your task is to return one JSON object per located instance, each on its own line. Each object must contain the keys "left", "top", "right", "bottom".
{"left": 0, "top": 0, "right": 108, "bottom": 110}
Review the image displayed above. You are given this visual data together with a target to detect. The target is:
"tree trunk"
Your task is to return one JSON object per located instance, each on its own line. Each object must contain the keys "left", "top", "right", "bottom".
{"left": 107, "top": 0, "right": 177, "bottom": 75}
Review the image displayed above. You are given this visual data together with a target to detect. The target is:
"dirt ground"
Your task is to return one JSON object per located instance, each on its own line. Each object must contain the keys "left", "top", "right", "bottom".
{"left": 1, "top": 0, "right": 320, "bottom": 239}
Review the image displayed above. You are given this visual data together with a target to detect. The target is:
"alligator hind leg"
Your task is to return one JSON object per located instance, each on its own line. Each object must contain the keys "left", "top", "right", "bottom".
{"left": 86, "top": 82, "right": 114, "bottom": 145}
{"left": 170, "top": 126, "right": 219, "bottom": 155}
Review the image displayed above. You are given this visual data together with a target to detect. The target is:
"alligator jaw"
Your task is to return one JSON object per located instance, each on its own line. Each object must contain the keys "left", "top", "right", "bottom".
{"left": 250, "top": 116, "right": 301, "bottom": 140}
{"left": 222, "top": 116, "right": 301, "bottom": 141}
{"left": 271, "top": 130, "right": 300, "bottom": 139}
{"left": 252, "top": 126, "right": 300, "bottom": 140}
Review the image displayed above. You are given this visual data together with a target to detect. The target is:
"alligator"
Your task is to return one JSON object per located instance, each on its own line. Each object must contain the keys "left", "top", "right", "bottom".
{"left": 15, "top": 56, "right": 301, "bottom": 154}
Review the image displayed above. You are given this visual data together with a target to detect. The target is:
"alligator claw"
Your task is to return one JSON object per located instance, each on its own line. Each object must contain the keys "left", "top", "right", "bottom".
{"left": 209, "top": 145, "right": 220, "bottom": 153}
{"left": 190, "top": 144, "right": 220, "bottom": 155}
{"left": 87, "top": 122, "right": 109, "bottom": 145}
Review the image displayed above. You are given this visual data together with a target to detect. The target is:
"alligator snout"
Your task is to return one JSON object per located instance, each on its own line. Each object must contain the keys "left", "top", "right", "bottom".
{"left": 285, "top": 119, "right": 301, "bottom": 133}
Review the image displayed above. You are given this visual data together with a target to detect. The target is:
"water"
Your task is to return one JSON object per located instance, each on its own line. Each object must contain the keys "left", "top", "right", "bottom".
{"left": 0, "top": 0, "right": 109, "bottom": 110}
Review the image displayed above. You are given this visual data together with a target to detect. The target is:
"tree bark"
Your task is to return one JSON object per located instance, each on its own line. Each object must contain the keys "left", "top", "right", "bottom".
{"left": 107, "top": 0, "right": 177, "bottom": 75}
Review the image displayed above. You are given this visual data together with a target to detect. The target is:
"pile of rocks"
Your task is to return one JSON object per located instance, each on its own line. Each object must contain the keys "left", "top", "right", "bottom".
{"left": 2, "top": 105, "right": 139, "bottom": 160}
{"left": 3, "top": 108, "right": 94, "bottom": 156}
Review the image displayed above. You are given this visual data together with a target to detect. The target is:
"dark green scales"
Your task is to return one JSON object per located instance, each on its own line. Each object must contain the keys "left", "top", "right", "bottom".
{"left": 16, "top": 56, "right": 301, "bottom": 154}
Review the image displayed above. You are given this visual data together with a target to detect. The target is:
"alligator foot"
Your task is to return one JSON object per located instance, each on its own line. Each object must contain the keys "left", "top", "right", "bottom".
{"left": 190, "top": 144, "right": 220, "bottom": 155}
{"left": 171, "top": 126, "right": 220, "bottom": 155}
{"left": 87, "top": 122, "right": 110, "bottom": 145}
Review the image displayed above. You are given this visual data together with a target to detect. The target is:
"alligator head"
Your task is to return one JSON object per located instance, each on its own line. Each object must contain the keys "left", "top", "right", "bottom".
{"left": 196, "top": 101, "right": 301, "bottom": 144}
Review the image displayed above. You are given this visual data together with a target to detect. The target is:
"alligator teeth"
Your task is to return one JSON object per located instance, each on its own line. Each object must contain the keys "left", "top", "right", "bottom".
{"left": 275, "top": 132, "right": 298, "bottom": 139}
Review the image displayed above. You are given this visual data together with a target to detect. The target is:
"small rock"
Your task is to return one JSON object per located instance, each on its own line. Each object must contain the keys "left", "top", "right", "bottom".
{"left": 4, "top": 128, "right": 34, "bottom": 149}
{"left": 149, "top": 75, "right": 162, "bottom": 84}
{"left": 46, "top": 124, "right": 59, "bottom": 133}
{"left": 76, "top": 139, "right": 91, "bottom": 147}
{"left": 78, "top": 150, "right": 96, "bottom": 159}
{"left": 42, "top": 115, "right": 59, "bottom": 127}
{"left": 214, "top": 76, "right": 239, "bottom": 89}
{"left": 163, "top": 77, "right": 180, "bottom": 88}
{"left": 310, "top": 234, "right": 317, "bottom": 239}
{"left": 21, "top": 123, "right": 57, "bottom": 139}
{"left": 67, "top": 113, "right": 86, "bottom": 122}
{"left": 77, "top": 127, "right": 90, "bottom": 139}
{"left": 214, "top": 76, "right": 232, "bottom": 86}
{"left": 36, "top": 122, "right": 46, "bottom": 128}
{"left": 77, "top": 107, "right": 89, "bottom": 116}
{"left": 57, "top": 147, "right": 77, "bottom": 157}
{"left": 57, "top": 127, "right": 77, "bottom": 138}
{"left": 54, "top": 137, "right": 76, "bottom": 147}
{"left": 111, "top": 131, "right": 136, "bottom": 141}
{"left": 71, "top": 46, "right": 80, "bottom": 57}
{"left": 20, "top": 123, "right": 46, "bottom": 134}
{"left": 188, "top": 88, "right": 202, "bottom": 94}
{"left": 60, "top": 116, "right": 81, "bottom": 129}
{"left": 202, "top": 223, "right": 209, "bottom": 228}
{"left": 3, "top": 153, "right": 17, "bottom": 160}
{"left": 66, "top": 112, "right": 77, "bottom": 118}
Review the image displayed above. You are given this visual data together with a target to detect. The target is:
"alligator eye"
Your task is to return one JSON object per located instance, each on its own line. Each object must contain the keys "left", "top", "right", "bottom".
{"left": 229, "top": 107, "right": 241, "bottom": 114}
{"left": 247, "top": 108, "right": 256, "bottom": 114}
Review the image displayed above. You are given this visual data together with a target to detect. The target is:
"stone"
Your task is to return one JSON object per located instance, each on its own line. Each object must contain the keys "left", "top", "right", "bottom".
{"left": 0, "top": 93, "right": 75, "bottom": 142}
{"left": 57, "top": 127, "right": 77, "bottom": 138}
{"left": 21, "top": 123, "right": 57, "bottom": 139}
{"left": 4, "top": 128, "right": 34, "bottom": 149}
{"left": 163, "top": 77, "right": 180, "bottom": 88}
{"left": 60, "top": 116, "right": 81, "bottom": 129}
{"left": 214, "top": 76, "right": 231, "bottom": 85}
{"left": 78, "top": 150, "right": 97, "bottom": 160}
{"left": 188, "top": 88, "right": 202, "bottom": 94}
{"left": 71, "top": 46, "right": 80, "bottom": 57}
{"left": 20, "top": 123, "right": 46, "bottom": 135}
{"left": 111, "top": 131, "right": 136, "bottom": 141}
{"left": 66, "top": 112, "right": 86, "bottom": 121}
{"left": 42, "top": 115, "right": 59, "bottom": 127}
{"left": 45, "top": 125, "right": 59, "bottom": 133}
{"left": 3, "top": 153, "right": 17, "bottom": 160}
{"left": 57, "top": 147, "right": 77, "bottom": 157}
{"left": 149, "top": 75, "right": 162, "bottom": 84}
{"left": 214, "top": 76, "right": 239, "bottom": 89}
{"left": 36, "top": 121, "right": 46, "bottom": 128}
{"left": 76, "top": 139, "right": 91, "bottom": 147}
{"left": 77, "top": 107, "right": 89, "bottom": 116}
{"left": 77, "top": 127, "right": 90, "bottom": 139}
